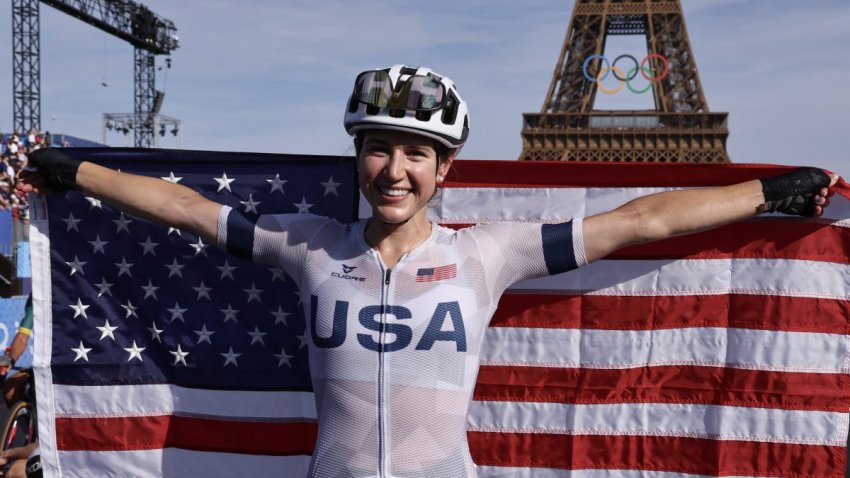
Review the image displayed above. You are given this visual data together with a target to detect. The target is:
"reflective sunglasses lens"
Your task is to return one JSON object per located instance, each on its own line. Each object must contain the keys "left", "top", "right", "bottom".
{"left": 355, "top": 71, "right": 392, "bottom": 108}
{"left": 406, "top": 76, "right": 444, "bottom": 110}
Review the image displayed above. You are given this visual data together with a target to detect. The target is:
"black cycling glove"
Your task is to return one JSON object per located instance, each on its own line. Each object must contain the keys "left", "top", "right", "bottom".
{"left": 759, "top": 167, "right": 831, "bottom": 216}
{"left": 27, "top": 147, "right": 83, "bottom": 192}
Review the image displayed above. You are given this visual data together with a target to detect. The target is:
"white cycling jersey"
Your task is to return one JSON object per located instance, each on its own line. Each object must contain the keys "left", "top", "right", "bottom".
{"left": 217, "top": 206, "right": 587, "bottom": 478}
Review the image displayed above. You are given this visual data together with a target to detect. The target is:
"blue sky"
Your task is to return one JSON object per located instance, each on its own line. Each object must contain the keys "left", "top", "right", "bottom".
{"left": 1, "top": 0, "right": 848, "bottom": 178}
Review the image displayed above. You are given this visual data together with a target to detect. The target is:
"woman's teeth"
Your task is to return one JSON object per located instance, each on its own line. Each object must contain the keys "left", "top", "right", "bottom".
{"left": 380, "top": 187, "right": 408, "bottom": 197}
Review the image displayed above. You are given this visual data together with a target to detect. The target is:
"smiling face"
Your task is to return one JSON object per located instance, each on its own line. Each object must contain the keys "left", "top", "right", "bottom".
{"left": 357, "top": 130, "right": 453, "bottom": 226}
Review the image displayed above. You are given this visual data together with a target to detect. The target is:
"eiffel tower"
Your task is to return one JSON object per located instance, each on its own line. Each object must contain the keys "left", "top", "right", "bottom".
{"left": 519, "top": 0, "right": 730, "bottom": 163}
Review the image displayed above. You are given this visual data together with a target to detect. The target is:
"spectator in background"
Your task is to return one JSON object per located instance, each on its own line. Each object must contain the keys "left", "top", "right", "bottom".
{"left": 3, "top": 294, "right": 32, "bottom": 405}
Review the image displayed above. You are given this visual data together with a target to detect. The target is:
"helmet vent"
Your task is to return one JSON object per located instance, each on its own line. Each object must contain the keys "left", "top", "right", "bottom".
{"left": 441, "top": 92, "right": 459, "bottom": 125}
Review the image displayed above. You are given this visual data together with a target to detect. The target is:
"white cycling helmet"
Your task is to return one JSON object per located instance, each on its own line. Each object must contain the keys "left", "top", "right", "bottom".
{"left": 344, "top": 65, "right": 470, "bottom": 149}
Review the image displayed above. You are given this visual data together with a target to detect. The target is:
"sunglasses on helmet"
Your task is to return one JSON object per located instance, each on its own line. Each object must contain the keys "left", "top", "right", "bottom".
{"left": 353, "top": 70, "right": 446, "bottom": 112}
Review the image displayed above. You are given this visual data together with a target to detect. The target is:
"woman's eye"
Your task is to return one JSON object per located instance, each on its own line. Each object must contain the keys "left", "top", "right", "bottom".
{"left": 367, "top": 148, "right": 389, "bottom": 156}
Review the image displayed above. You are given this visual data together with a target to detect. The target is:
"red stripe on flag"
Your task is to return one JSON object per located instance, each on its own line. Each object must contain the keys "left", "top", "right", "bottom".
{"left": 449, "top": 160, "right": 849, "bottom": 194}
{"left": 56, "top": 416, "right": 317, "bottom": 455}
{"left": 612, "top": 221, "right": 850, "bottom": 263}
{"left": 445, "top": 222, "right": 850, "bottom": 264}
{"left": 467, "top": 432, "right": 846, "bottom": 476}
{"left": 491, "top": 294, "right": 850, "bottom": 335}
{"left": 474, "top": 365, "right": 850, "bottom": 412}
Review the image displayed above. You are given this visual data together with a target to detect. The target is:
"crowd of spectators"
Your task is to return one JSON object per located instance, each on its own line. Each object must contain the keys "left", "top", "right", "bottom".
{"left": 0, "top": 129, "right": 57, "bottom": 222}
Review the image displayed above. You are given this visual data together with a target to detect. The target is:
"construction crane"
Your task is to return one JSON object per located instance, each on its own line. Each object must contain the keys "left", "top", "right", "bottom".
{"left": 11, "top": 0, "right": 178, "bottom": 147}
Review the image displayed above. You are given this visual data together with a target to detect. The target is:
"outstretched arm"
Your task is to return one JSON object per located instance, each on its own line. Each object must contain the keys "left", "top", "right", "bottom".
{"left": 582, "top": 170, "right": 837, "bottom": 264}
{"left": 17, "top": 149, "right": 221, "bottom": 243}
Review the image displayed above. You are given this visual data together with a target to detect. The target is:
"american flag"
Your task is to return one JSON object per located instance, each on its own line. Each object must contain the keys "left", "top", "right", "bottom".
{"left": 31, "top": 151, "right": 850, "bottom": 477}
{"left": 415, "top": 263, "right": 457, "bottom": 282}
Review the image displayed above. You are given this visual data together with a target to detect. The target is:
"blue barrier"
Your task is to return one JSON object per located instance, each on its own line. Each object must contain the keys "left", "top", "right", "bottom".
{"left": 16, "top": 242, "right": 30, "bottom": 278}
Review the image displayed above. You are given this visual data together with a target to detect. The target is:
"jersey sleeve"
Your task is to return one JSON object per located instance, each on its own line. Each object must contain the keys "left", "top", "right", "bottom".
{"left": 215, "top": 206, "right": 332, "bottom": 284}
{"left": 17, "top": 295, "right": 33, "bottom": 336}
{"left": 467, "top": 217, "right": 587, "bottom": 294}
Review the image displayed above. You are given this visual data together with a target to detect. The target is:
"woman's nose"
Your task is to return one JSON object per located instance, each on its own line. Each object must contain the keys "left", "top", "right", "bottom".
{"left": 384, "top": 149, "right": 406, "bottom": 180}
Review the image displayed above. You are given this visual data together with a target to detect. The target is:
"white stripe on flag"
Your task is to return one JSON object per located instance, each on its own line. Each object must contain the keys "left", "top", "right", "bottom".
{"left": 481, "top": 327, "right": 847, "bottom": 372}
{"left": 468, "top": 401, "right": 846, "bottom": 446}
{"left": 435, "top": 186, "right": 850, "bottom": 226}
{"left": 54, "top": 449, "right": 311, "bottom": 478}
{"left": 510, "top": 258, "right": 850, "bottom": 299}
{"left": 52, "top": 384, "right": 317, "bottom": 419}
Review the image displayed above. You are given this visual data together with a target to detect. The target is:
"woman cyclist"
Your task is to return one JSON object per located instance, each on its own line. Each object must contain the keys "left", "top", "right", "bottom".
{"left": 18, "top": 65, "right": 836, "bottom": 478}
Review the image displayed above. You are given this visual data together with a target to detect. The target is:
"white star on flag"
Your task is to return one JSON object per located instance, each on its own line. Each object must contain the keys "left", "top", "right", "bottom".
{"left": 69, "top": 298, "right": 90, "bottom": 319}
{"left": 63, "top": 213, "right": 82, "bottom": 232}
{"left": 141, "top": 280, "right": 159, "bottom": 300}
{"left": 71, "top": 342, "right": 92, "bottom": 362}
{"left": 221, "top": 304, "right": 240, "bottom": 323}
{"left": 320, "top": 176, "right": 342, "bottom": 196}
{"left": 84, "top": 196, "right": 103, "bottom": 209}
{"left": 121, "top": 300, "right": 138, "bottom": 318}
{"left": 247, "top": 326, "right": 267, "bottom": 345}
{"left": 138, "top": 236, "right": 159, "bottom": 256}
{"left": 271, "top": 306, "right": 290, "bottom": 325}
{"left": 266, "top": 173, "right": 287, "bottom": 194}
{"left": 221, "top": 347, "right": 241, "bottom": 367}
{"left": 96, "top": 320, "right": 118, "bottom": 341}
{"left": 165, "top": 259, "right": 185, "bottom": 278}
{"left": 113, "top": 213, "right": 133, "bottom": 233}
{"left": 190, "top": 237, "right": 207, "bottom": 257}
{"left": 88, "top": 235, "right": 108, "bottom": 254}
{"left": 124, "top": 341, "right": 145, "bottom": 362}
{"left": 296, "top": 330, "right": 308, "bottom": 349}
{"left": 162, "top": 171, "right": 182, "bottom": 183}
{"left": 269, "top": 268, "right": 286, "bottom": 282}
{"left": 244, "top": 283, "right": 263, "bottom": 303}
{"left": 193, "top": 281, "right": 212, "bottom": 300}
{"left": 95, "top": 278, "right": 114, "bottom": 297}
{"left": 170, "top": 345, "right": 190, "bottom": 366}
{"left": 240, "top": 194, "right": 261, "bottom": 214}
{"left": 114, "top": 257, "right": 134, "bottom": 277}
{"left": 274, "top": 348, "right": 293, "bottom": 368}
{"left": 148, "top": 323, "right": 164, "bottom": 343}
{"left": 214, "top": 172, "right": 235, "bottom": 192}
{"left": 168, "top": 227, "right": 182, "bottom": 236}
{"left": 217, "top": 260, "right": 236, "bottom": 280}
{"left": 293, "top": 196, "right": 313, "bottom": 214}
{"left": 65, "top": 255, "right": 86, "bottom": 276}
{"left": 194, "top": 324, "right": 215, "bottom": 345}
{"left": 167, "top": 302, "right": 188, "bottom": 322}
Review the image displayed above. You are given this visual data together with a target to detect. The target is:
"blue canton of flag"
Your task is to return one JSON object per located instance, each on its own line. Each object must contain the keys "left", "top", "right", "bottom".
{"left": 45, "top": 150, "right": 356, "bottom": 390}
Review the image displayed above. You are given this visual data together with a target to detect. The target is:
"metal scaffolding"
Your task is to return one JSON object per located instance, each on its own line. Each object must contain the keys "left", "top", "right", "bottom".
{"left": 10, "top": 0, "right": 178, "bottom": 147}
{"left": 12, "top": 0, "right": 41, "bottom": 135}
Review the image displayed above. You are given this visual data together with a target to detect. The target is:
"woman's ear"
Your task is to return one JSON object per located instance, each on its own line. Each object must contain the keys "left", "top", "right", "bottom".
{"left": 437, "top": 150, "right": 457, "bottom": 183}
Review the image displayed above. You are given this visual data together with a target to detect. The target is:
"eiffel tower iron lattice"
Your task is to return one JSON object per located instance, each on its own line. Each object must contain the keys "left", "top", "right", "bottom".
{"left": 519, "top": 0, "right": 730, "bottom": 163}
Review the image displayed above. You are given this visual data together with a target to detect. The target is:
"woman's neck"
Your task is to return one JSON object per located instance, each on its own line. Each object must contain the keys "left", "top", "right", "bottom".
{"left": 364, "top": 213, "right": 432, "bottom": 268}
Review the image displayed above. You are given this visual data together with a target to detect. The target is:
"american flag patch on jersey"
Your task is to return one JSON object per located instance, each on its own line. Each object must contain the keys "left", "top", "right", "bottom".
{"left": 416, "top": 263, "right": 457, "bottom": 282}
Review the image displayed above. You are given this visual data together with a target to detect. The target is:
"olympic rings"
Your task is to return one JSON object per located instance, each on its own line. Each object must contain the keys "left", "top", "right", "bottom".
{"left": 596, "top": 66, "right": 625, "bottom": 95}
{"left": 582, "top": 53, "right": 670, "bottom": 94}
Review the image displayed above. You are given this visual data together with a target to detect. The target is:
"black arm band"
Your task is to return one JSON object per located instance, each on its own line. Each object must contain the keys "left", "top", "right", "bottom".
{"left": 759, "top": 167, "right": 831, "bottom": 216}
{"left": 28, "top": 147, "right": 83, "bottom": 192}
